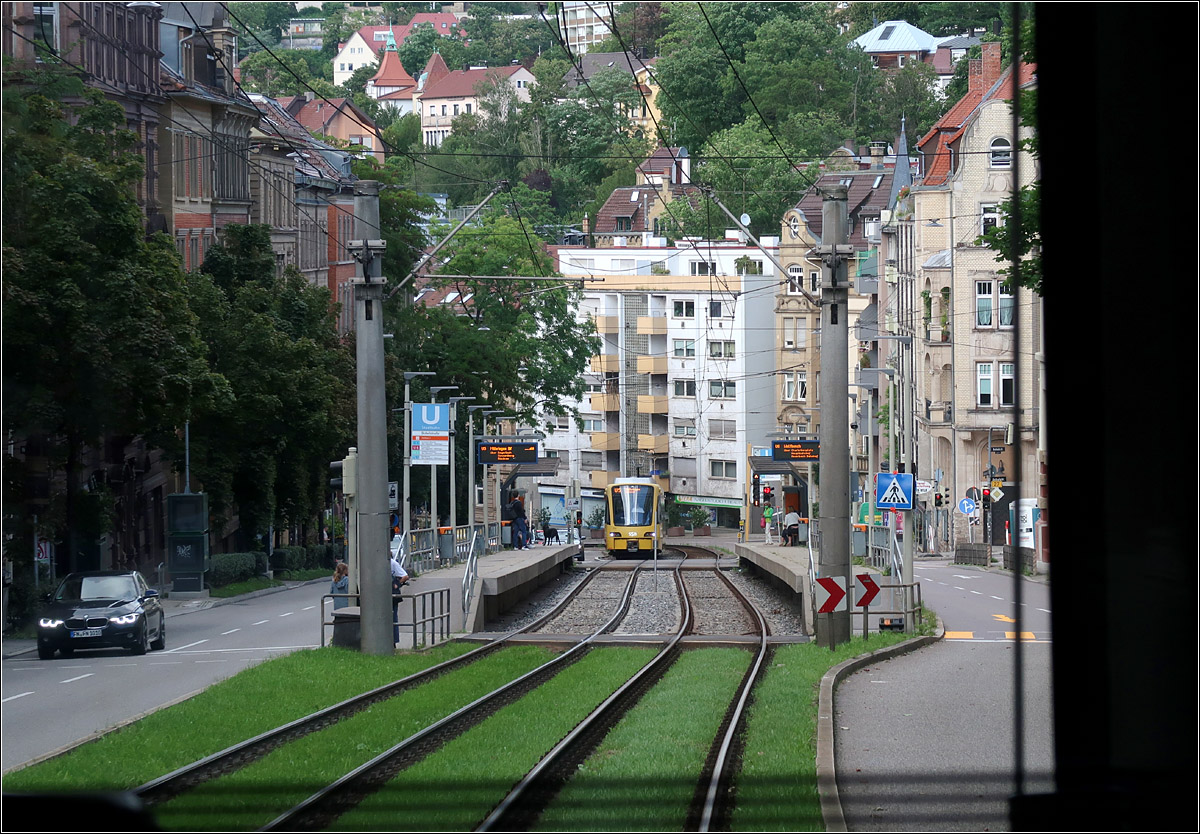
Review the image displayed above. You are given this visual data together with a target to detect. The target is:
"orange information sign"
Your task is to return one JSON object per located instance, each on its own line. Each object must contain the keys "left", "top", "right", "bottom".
{"left": 771, "top": 440, "right": 819, "bottom": 462}
{"left": 476, "top": 442, "right": 538, "bottom": 464}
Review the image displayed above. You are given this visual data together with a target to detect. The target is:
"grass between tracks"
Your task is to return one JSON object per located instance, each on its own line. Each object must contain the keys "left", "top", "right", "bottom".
{"left": 535, "top": 646, "right": 754, "bottom": 832}
{"left": 1, "top": 642, "right": 479, "bottom": 793}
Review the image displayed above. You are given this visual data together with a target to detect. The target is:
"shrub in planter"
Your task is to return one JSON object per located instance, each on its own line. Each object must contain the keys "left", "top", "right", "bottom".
{"left": 687, "top": 506, "right": 713, "bottom": 534}
{"left": 269, "top": 545, "right": 306, "bottom": 574}
{"left": 210, "top": 551, "right": 257, "bottom": 587}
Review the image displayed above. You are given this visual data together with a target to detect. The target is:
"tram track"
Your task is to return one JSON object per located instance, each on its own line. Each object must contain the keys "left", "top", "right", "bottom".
{"left": 131, "top": 549, "right": 780, "bottom": 830}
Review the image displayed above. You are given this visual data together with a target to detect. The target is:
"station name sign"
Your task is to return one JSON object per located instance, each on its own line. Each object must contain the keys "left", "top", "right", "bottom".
{"left": 771, "top": 440, "right": 819, "bottom": 462}
{"left": 476, "top": 441, "right": 539, "bottom": 464}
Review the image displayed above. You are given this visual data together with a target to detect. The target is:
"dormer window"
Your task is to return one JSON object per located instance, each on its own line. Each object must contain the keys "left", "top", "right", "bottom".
{"left": 990, "top": 137, "right": 1012, "bottom": 168}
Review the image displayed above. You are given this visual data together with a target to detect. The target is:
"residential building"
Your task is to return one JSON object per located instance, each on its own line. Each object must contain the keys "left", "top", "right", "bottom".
{"left": 332, "top": 13, "right": 466, "bottom": 87}
{"left": 414, "top": 54, "right": 533, "bottom": 147}
{"left": 547, "top": 234, "right": 778, "bottom": 528}
{"left": 930, "top": 35, "right": 982, "bottom": 96}
{"left": 285, "top": 17, "right": 324, "bottom": 51}
{"left": 555, "top": 1, "right": 615, "bottom": 56}
{"left": 590, "top": 146, "right": 699, "bottom": 246}
{"left": 3, "top": 1, "right": 167, "bottom": 231}
{"left": 910, "top": 41, "right": 1040, "bottom": 551}
{"left": 276, "top": 93, "right": 382, "bottom": 161}
{"left": 365, "top": 30, "right": 418, "bottom": 114}
{"left": 852, "top": 19, "right": 939, "bottom": 71}
{"left": 562, "top": 50, "right": 661, "bottom": 138}
{"left": 157, "top": 2, "right": 257, "bottom": 271}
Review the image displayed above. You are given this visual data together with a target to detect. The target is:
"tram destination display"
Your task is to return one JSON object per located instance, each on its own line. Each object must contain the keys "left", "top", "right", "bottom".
{"left": 476, "top": 441, "right": 539, "bottom": 464}
{"left": 771, "top": 440, "right": 820, "bottom": 462}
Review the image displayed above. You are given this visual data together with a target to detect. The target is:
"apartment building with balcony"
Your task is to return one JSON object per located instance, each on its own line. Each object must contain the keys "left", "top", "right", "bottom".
{"left": 542, "top": 233, "right": 778, "bottom": 527}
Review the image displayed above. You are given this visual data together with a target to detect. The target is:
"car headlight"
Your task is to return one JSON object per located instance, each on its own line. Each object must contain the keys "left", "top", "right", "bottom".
{"left": 109, "top": 612, "right": 140, "bottom": 626}
{"left": 38, "top": 617, "right": 65, "bottom": 629}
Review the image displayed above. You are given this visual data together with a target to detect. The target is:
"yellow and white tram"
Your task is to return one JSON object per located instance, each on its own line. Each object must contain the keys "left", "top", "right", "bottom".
{"left": 602, "top": 477, "right": 665, "bottom": 558}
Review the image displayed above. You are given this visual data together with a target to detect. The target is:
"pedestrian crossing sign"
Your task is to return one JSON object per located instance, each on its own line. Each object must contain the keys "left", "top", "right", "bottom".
{"left": 876, "top": 472, "right": 914, "bottom": 510}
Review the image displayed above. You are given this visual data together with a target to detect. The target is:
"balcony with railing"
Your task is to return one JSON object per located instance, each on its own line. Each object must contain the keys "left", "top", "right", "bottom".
{"left": 636, "top": 315, "right": 667, "bottom": 335}
{"left": 637, "top": 394, "right": 668, "bottom": 414}
{"left": 638, "top": 433, "right": 669, "bottom": 454}
{"left": 588, "top": 392, "right": 621, "bottom": 412}
{"left": 589, "top": 432, "right": 621, "bottom": 451}
{"left": 589, "top": 470, "right": 620, "bottom": 488}
{"left": 593, "top": 315, "right": 619, "bottom": 334}
{"left": 636, "top": 355, "right": 667, "bottom": 375}
{"left": 590, "top": 354, "right": 619, "bottom": 374}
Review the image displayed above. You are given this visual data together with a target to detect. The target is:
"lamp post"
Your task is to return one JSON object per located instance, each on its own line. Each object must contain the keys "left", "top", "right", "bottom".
{"left": 401, "top": 372, "right": 435, "bottom": 545}
{"left": 481, "top": 410, "right": 504, "bottom": 548}
{"left": 467, "top": 405, "right": 490, "bottom": 542}
{"left": 447, "top": 396, "right": 475, "bottom": 538}
{"left": 429, "top": 385, "right": 459, "bottom": 533}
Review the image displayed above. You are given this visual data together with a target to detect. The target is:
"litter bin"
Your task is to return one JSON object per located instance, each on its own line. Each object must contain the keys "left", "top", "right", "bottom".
{"left": 501, "top": 520, "right": 512, "bottom": 545}
{"left": 331, "top": 607, "right": 361, "bottom": 649}
{"left": 437, "top": 528, "right": 454, "bottom": 564}
{"left": 796, "top": 519, "right": 810, "bottom": 544}
{"left": 852, "top": 524, "right": 866, "bottom": 556}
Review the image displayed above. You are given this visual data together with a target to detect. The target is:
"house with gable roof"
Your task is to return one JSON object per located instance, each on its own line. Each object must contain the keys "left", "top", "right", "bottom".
{"left": 413, "top": 53, "right": 533, "bottom": 147}
{"left": 365, "top": 30, "right": 418, "bottom": 115}
{"left": 590, "top": 147, "right": 700, "bottom": 246}
{"left": 852, "top": 19, "right": 940, "bottom": 71}
{"left": 332, "top": 13, "right": 466, "bottom": 87}
{"left": 909, "top": 40, "right": 1040, "bottom": 552}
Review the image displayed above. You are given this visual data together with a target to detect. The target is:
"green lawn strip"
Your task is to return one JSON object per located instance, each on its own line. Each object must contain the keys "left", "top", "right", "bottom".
{"left": 329, "top": 646, "right": 659, "bottom": 832}
{"left": 731, "top": 634, "right": 909, "bottom": 832}
{"left": 2, "top": 643, "right": 477, "bottom": 793}
{"left": 534, "top": 646, "right": 754, "bottom": 832}
{"left": 152, "top": 645, "right": 560, "bottom": 831}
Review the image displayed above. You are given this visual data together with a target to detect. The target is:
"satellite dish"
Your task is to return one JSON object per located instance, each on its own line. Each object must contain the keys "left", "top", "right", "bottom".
{"left": 739, "top": 213, "right": 751, "bottom": 226}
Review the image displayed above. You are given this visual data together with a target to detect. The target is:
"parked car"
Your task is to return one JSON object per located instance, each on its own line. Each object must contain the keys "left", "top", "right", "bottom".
{"left": 36, "top": 570, "right": 165, "bottom": 660}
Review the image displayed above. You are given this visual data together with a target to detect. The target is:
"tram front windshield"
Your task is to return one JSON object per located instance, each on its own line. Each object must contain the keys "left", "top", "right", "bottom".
{"left": 612, "top": 485, "right": 655, "bottom": 526}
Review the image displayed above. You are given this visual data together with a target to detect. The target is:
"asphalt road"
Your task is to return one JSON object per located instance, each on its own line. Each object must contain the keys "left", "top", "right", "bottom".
{"left": 1, "top": 582, "right": 330, "bottom": 772}
{"left": 835, "top": 559, "right": 1054, "bottom": 832}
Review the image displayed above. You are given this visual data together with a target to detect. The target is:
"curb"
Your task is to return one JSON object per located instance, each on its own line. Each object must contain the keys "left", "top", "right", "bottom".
{"left": 816, "top": 616, "right": 945, "bottom": 832}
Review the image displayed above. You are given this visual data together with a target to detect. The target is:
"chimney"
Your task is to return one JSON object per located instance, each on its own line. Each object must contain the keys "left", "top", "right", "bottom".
{"left": 869, "top": 141, "right": 887, "bottom": 169}
{"left": 582, "top": 213, "right": 589, "bottom": 235}
{"left": 981, "top": 41, "right": 1002, "bottom": 87}
{"left": 967, "top": 57, "right": 983, "bottom": 93}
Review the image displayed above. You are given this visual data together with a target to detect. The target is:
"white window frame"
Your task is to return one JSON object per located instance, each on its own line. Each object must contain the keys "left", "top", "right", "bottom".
{"left": 708, "top": 340, "right": 735, "bottom": 359}
{"left": 975, "top": 280, "right": 994, "bottom": 327}
{"left": 673, "top": 339, "right": 696, "bottom": 358}
{"left": 784, "top": 370, "right": 807, "bottom": 401}
{"left": 690, "top": 261, "right": 716, "bottom": 276}
{"left": 708, "top": 419, "right": 736, "bottom": 440}
{"left": 990, "top": 137, "right": 1012, "bottom": 168}
{"left": 977, "top": 362, "right": 993, "bottom": 407}
{"left": 981, "top": 203, "right": 1002, "bottom": 235}
{"left": 709, "top": 379, "right": 736, "bottom": 399}
{"left": 673, "top": 300, "right": 695, "bottom": 318}
{"left": 1000, "top": 363, "right": 1016, "bottom": 407}
{"left": 673, "top": 418, "right": 696, "bottom": 437}
{"left": 673, "top": 378, "right": 696, "bottom": 397}
{"left": 710, "top": 459, "right": 737, "bottom": 479}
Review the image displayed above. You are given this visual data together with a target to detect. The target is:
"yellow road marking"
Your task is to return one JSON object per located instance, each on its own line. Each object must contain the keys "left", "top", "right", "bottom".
{"left": 945, "top": 631, "right": 974, "bottom": 639}
{"left": 1005, "top": 632, "right": 1037, "bottom": 640}
{"left": 993, "top": 614, "right": 1016, "bottom": 623}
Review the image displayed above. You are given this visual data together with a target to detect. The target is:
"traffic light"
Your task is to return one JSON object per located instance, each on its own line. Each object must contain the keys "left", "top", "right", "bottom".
{"left": 762, "top": 485, "right": 773, "bottom": 502}
{"left": 330, "top": 448, "right": 358, "bottom": 496}
{"left": 752, "top": 473, "right": 761, "bottom": 506}
{"left": 934, "top": 492, "right": 943, "bottom": 507}
{"left": 982, "top": 487, "right": 991, "bottom": 502}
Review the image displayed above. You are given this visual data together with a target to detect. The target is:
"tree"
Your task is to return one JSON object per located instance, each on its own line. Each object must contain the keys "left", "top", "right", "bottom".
{"left": 181, "top": 225, "right": 355, "bottom": 543}
{"left": 238, "top": 48, "right": 316, "bottom": 97}
{"left": 3, "top": 71, "right": 213, "bottom": 571}
{"left": 398, "top": 21, "right": 468, "bottom": 78}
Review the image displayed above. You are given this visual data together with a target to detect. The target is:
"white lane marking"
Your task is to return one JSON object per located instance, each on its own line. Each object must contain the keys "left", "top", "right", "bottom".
{"left": 158, "top": 645, "right": 319, "bottom": 655}
{"left": 61, "top": 673, "right": 95, "bottom": 684}
{"left": 196, "top": 660, "right": 229, "bottom": 664}
{"left": 162, "top": 639, "right": 208, "bottom": 654}
{"left": 953, "top": 586, "right": 966, "bottom": 591}
{"left": 952, "top": 574, "right": 980, "bottom": 580}
{"left": 279, "top": 612, "right": 294, "bottom": 617}
{"left": 301, "top": 606, "right": 316, "bottom": 611}
{"left": 991, "top": 595, "right": 1004, "bottom": 600}
{"left": 1038, "top": 608, "right": 1051, "bottom": 613}
{"left": 251, "top": 620, "right": 269, "bottom": 626}
{"left": 971, "top": 590, "right": 982, "bottom": 595}
{"left": 221, "top": 629, "right": 240, "bottom": 635}
{"left": 2, "top": 692, "right": 35, "bottom": 703}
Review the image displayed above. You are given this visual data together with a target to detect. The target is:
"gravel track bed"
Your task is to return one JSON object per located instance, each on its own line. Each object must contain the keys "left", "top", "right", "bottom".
{"left": 529, "top": 569, "right": 629, "bottom": 634}
{"left": 612, "top": 570, "right": 681, "bottom": 635}
{"left": 683, "top": 571, "right": 757, "bottom": 636}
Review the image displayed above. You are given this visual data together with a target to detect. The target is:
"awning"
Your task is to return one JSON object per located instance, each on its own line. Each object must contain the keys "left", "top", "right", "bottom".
{"left": 748, "top": 456, "right": 811, "bottom": 481}
{"left": 674, "top": 494, "right": 743, "bottom": 509}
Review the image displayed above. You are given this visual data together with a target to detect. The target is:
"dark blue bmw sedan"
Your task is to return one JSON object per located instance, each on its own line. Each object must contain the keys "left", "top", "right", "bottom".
{"left": 36, "top": 571, "right": 166, "bottom": 660}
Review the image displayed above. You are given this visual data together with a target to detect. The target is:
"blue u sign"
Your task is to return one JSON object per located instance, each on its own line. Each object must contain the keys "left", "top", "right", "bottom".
{"left": 414, "top": 403, "right": 449, "bottom": 429}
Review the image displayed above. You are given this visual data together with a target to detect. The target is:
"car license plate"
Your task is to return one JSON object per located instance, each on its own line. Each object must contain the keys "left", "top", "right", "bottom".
{"left": 70, "top": 629, "right": 102, "bottom": 638}
{"left": 626, "top": 540, "right": 639, "bottom": 551}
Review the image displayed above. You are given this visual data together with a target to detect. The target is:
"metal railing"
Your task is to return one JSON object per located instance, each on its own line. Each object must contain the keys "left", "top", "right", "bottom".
{"left": 319, "top": 588, "right": 451, "bottom": 649}
{"left": 462, "top": 530, "right": 481, "bottom": 614}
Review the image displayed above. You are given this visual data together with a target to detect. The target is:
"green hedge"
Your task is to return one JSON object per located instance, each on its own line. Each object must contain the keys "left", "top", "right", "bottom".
{"left": 269, "top": 545, "right": 307, "bottom": 573}
{"left": 209, "top": 551, "right": 265, "bottom": 588}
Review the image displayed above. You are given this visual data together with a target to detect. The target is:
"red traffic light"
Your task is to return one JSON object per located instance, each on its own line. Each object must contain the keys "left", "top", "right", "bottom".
{"left": 982, "top": 488, "right": 991, "bottom": 500}
{"left": 763, "top": 486, "right": 773, "bottom": 498}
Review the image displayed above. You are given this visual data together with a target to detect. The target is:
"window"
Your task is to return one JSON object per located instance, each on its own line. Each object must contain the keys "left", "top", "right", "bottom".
{"left": 465, "top": 103, "right": 472, "bottom": 114}
{"left": 737, "top": 259, "right": 763, "bottom": 275}
{"left": 673, "top": 339, "right": 696, "bottom": 358}
{"left": 581, "top": 451, "right": 602, "bottom": 470}
{"left": 545, "top": 449, "right": 560, "bottom": 458}
{"left": 710, "top": 379, "right": 736, "bottom": 398}
{"left": 787, "top": 265, "right": 805, "bottom": 294}
{"left": 976, "top": 280, "right": 994, "bottom": 327}
{"left": 673, "top": 378, "right": 696, "bottom": 397}
{"left": 33, "top": 3, "right": 58, "bottom": 54}
{"left": 811, "top": 270, "right": 820, "bottom": 292}
{"left": 710, "top": 459, "right": 736, "bottom": 479}
{"left": 784, "top": 371, "right": 807, "bottom": 401}
{"left": 708, "top": 340, "right": 735, "bottom": 359}
{"left": 990, "top": 137, "right": 1012, "bottom": 168}
{"left": 673, "top": 419, "right": 696, "bottom": 437}
{"left": 981, "top": 203, "right": 1002, "bottom": 235}
{"left": 615, "top": 216, "right": 632, "bottom": 232}
{"left": 709, "top": 300, "right": 728, "bottom": 318}
{"left": 429, "top": 105, "right": 436, "bottom": 116}
{"left": 1000, "top": 363, "right": 1015, "bottom": 407}
{"left": 976, "top": 280, "right": 1014, "bottom": 328}
{"left": 339, "top": 63, "right": 346, "bottom": 71}
{"left": 690, "top": 261, "right": 716, "bottom": 276}
{"left": 441, "top": 105, "right": 447, "bottom": 115}
{"left": 977, "top": 363, "right": 993, "bottom": 406}
{"left": 582, "top": 416, "right": 604, "bottom": 432}
{"left": 453, "top": 104, "right": 459, "bottom": 115}
{"left": 783, "top": 317, "right": 807, "bottom": 349}
{"left": 708, "top": 419, "right": 735, "bottom": 440}
{"left": 673, "top": 300, "right": 694, "bottom": 318}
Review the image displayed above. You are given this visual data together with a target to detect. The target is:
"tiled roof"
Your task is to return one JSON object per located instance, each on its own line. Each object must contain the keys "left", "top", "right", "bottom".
{"left": 794, "top": 168, "right": 896, "bottom": 247}
{"left": 370, "top": 44, "right": 417, "bottom": 88}
{"left": 248, "top": 94, "right": 352, "bottom": 183}
{"left": 563, "top": 51, "right": 656, "bottom": 87}
{"left": 277, "top": 96, "right": 378, "bottom": 135}
{"left": 354, "top": 13, "right": 466, "bottom": 50}
{"left": 421, "top": 65, "right": 522, "bottom": 100}
{"left": 593, "top": 183, "right": 701, "bottom": 235}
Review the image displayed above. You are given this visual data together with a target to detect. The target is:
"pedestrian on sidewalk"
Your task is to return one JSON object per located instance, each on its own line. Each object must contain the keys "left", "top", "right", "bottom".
{"left": 763, "top": 504, "right": 775, "bottom": 544}
{"left": 330, "top": 561, "right": 350, "bottom": 609}
{"left": 509, "top": 494, "right": 530, "bottom": 550}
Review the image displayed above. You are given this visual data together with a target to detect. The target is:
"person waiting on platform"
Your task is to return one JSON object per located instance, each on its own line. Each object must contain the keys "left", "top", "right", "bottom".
{"left": 762, "top": 503, "right": 776, "bottom": 544}
{"left": 782, "top": 509, "right": 801, "bottom": 546}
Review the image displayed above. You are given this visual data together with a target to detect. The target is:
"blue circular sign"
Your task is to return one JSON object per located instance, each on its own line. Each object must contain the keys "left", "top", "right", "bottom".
{"left": 958, "top": 498, "right": 977, "bottom": 515}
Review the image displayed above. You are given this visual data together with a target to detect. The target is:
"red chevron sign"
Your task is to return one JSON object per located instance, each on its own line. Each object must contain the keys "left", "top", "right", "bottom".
{"left": 815, "top": 576, "right": 847, "bottom": 613}
{"left": 855, "top": 573, "right": 880, "bottom": 607}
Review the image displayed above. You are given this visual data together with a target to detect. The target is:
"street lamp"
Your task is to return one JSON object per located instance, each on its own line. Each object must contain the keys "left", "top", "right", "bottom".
{"left": 401, "top": 372, "right": 435, "bottom": 545}
{"left": 446, "top": 396, "right": 475, "bottom": 538}
{"left": 429, "top": 385, "right": 459, "bottom": 532}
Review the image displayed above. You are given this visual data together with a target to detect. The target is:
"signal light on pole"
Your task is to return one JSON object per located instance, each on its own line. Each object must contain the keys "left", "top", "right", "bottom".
{"left": 982, "top": 487, "right": 991, "bottom": 502}
{"left": 762, "top": 485, "right": 773, "bottom": 501}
